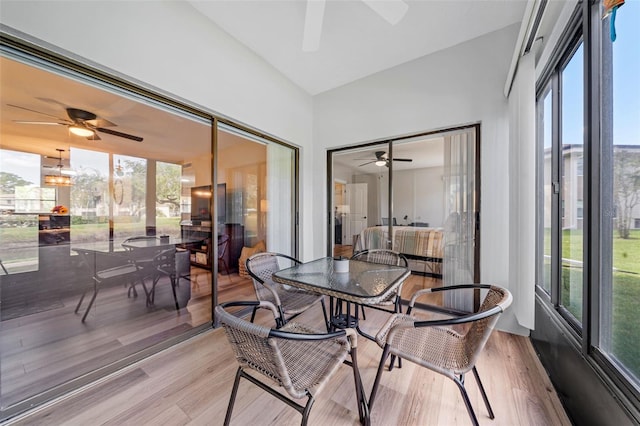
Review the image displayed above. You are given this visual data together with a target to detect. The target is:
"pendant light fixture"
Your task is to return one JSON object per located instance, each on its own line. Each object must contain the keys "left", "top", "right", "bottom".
{"left": 44, "top": 149, "right": 73, "bottom": 186}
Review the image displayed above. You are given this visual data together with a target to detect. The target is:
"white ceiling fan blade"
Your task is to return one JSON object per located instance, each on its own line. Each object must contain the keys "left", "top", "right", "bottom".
{"left": 362, "top": 0, "right": 408, "bottom": 25}
{"left": 13, "top": 120, "right": 66, "bottom": 125}
{"left": 303, "top": 0, "right": 326, "bottom": 52}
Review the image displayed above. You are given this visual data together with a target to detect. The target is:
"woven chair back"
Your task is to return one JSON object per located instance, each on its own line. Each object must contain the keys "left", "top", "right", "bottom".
{"left": 215, "top": 304, "right": 350, "bottom": 400}
{"left": 462, "top": 286, "right": 512, "bottom": 367}
{"left": 215, "top": 305, "right": 286, "bottom": 386}
{"left": 352, "top": 249, "right": 408, "bottom": 267}
{"left": 246, "top": 253, "right": 282, "bottom": 304}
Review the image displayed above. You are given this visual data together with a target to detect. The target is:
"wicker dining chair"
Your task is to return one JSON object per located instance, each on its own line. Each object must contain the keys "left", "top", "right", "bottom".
{"left": 369, "top": 284, "right": 513, "bottom": 426}
{"left": 246, "top": 252, "right": 328, "bottom": 329}
{"left": 216, "top": 300, "right": 368, "bottom": 426}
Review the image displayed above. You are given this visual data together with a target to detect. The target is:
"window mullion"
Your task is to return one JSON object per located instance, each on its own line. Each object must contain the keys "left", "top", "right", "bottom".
{"left": 551, "top": 72, "right": 562, "bottom": 307}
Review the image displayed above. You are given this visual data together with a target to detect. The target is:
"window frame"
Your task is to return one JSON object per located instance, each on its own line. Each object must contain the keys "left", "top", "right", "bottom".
{"left": 535, "top": 0, "right": 640, "bottom": 412}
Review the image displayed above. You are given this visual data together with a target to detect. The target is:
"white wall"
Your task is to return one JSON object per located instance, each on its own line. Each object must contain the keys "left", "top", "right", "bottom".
{"left": 0, "top": 0, "right": 318, "bottom": 256}
{"left": 393, "top": 167, "right": 445, "bottom": 227}
{"left": 313, "top": 24, "right": 528, "bottom": 335}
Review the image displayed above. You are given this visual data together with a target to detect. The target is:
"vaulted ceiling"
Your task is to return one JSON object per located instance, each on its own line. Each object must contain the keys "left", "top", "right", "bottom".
{"left": 188, "top": 0, "right": 528, "bottom": 95}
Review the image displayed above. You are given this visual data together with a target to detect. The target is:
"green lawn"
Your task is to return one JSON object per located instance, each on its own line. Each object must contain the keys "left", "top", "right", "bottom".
{"left": 557, "top": 228, "right": 640, "bottom": 382}
{"left": 0, "top": 216, "right": 181, "bottom": 263}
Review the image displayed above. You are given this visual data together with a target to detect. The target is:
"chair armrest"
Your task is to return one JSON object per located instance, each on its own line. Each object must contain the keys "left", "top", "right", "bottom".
{"left": 408, "top": 284, "right": 495, "bottom": 313}
{"left": 219, "top": 300, "right": 282, "bottom": 324}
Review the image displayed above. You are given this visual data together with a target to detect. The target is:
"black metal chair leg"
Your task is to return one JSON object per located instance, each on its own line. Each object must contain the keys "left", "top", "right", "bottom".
{"left": 74, "top": 290, "right": 87, "bottom": 314}
{"left": 170, "top": 275, "right": 179, "bottom": 310}
{"left": 472, "top": 366, "right": 494, "bottom": 419}
{"left": 320, "top": 298, "right": 329, "bottom": 332}
{"left": 369, "top": 344, "right": 391, "bottom": 411}
{"left": 453, "top": 374, "right": 480, "bottom": 426}
{"left": 81, "top": 287, "right": 99, "bottom": 323}
{"left": 250, "top": 306, "right": 258, "bottom": 323}
{"left": 301, "top": 396, "right": 315, "bottom": 426}
{"left": 224, "top": 367, "right": 243, "bottom": 426}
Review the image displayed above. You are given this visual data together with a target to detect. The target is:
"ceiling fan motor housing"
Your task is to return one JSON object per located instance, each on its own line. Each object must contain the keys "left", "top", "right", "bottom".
{"left": 67, "top": 108, "right": 97, "bottom": 122}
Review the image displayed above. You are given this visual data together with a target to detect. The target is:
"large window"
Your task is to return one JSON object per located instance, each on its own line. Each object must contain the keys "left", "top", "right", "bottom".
{"left": 536, "top": 0, "right": 640, "bottom": 408}
{"left": 600, "top": 0, "right": 640, "bottom": 389}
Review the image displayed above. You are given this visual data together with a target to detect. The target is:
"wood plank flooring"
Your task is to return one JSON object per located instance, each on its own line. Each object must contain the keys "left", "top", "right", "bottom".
{"left": 6, "top": 271, "right": 571, "bottom": 426}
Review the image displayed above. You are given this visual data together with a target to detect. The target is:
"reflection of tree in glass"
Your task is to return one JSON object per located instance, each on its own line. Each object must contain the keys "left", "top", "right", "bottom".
{"left": 71, "top": 168, "right": 107, "bottom": 220}
{"left": 120, "top": 159, "right": 181, "bottom": 217}
{"left": 156, "top": 162, "right": 181, "bottom": 216}
{"left": 0, "top": 171, "right": 32, "bottom": 194}
{"left": 119, "top": 159, "right": 146, "bottom": 218}
{"left": 614, "top": 149, "right": 640, "bottom": 239}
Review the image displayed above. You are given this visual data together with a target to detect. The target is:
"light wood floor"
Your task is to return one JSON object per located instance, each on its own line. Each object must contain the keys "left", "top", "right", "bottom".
{"left": 7, "top": 272, "right": 571, "bottom": 426}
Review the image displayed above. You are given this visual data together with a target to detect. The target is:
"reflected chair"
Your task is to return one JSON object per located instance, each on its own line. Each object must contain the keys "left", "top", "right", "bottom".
{"left": 216, "top": 300, "right": 368, "bottom": 426}
{"left": 369, "top": 284, "right": 513, "bottom": 426}
{"left": 175, "top": 249, "right": 191, "bottom": 287}
{"left": 74, "top": 248, "right": 146, "bottom": 322}
{"left": 246, "top": 252, "right": 328, "bottom": 329}
{"left": 218, "top": 234, "right": 231, "bottom": 280}
{"left": 122, "top": 236, "right": 161, "bottom": 297}
{"left": 0, "top": 258, "right": 8, "bottom": 275}
{"left": 147, "top": 248, "right": 180, "bottom": 310}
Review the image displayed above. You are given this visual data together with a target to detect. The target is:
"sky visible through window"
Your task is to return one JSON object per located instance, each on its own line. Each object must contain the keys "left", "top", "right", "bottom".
{"left": 562, "top": 0, "right": 640, "bottom": 147}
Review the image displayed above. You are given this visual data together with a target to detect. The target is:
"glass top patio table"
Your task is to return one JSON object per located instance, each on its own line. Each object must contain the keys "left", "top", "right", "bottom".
{"left": 272, "top": 257, "right": 410, "bottom": 305}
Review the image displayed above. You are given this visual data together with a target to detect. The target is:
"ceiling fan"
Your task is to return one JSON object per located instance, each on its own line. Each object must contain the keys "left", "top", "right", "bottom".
{"left": 9, "top": 104, "right": 144, "bottom": 142}
{"left": 358, "top": 150, "right": 413, "bottom": 167}
{"left": 303, "top": 0, "right": 409, "bottom": 51}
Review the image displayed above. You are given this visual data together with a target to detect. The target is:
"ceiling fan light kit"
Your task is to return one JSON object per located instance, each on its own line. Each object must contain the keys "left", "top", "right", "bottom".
{"left": 358, "top": 150, "right": 413, "bottom": 167}
{"left": 10, "top": 104, "right": 143, "bottom": 142}
{"left": 69, "top": 125, "right": 95, "bottom": 138}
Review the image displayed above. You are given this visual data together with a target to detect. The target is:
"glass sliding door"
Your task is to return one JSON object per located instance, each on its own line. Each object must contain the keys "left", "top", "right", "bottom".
{"left": 0, "top": 53, "right": 212, "bottom": 418}
{"left": 215, "top": 124, "right": 297, "bottom": 308}
{"left": 331, "top": 143, "right": 388, "bottom": 257}
{"left": 328, "top": 125, "right": 479, "bottom": 303}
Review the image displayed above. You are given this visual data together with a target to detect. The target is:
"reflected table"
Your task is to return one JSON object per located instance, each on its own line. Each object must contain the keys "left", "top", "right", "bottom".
{"left": 273, "top": 257, "right": 410, "bottom": 336}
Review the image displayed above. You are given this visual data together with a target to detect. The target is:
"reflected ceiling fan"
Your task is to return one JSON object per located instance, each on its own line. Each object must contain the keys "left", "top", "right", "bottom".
{"left": 43, "top": 148, "right": 75, "bottom": 175}
{"left": 358, "top": 150, "right": 412, "bottom": 167}
{"left": 303, "top": 0, "right": 408, "bottom": 51}
{"left": 9, "top": 104, "right": 144, "bottom": 142}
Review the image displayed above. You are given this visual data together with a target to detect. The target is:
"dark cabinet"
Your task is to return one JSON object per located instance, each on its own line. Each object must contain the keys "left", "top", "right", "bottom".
{"left": 181, "top": 223, "right": 212, "bottom": 269}
{"left": 221, "top": 223, "right": 244, "bottom": 273}
{"left": 181, "top": 223, "right": 244, "bottom": 273}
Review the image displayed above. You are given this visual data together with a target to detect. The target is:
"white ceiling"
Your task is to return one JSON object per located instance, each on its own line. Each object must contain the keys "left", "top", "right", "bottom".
{"left": 189, "top": 0, "right": 528, "bottom": 95}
